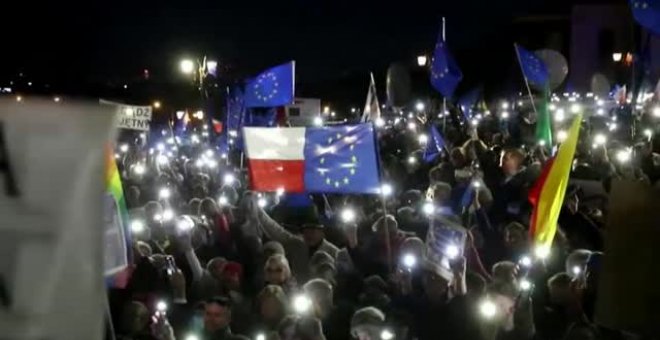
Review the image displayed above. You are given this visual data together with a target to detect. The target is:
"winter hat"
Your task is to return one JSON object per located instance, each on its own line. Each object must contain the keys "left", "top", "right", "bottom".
{"left": 263, "top": 241, "right": 286, "bottom": 257}
{"left": 310, "top": 251, "right": 335, "bottom": 268}
{"left": 350, "top": 306, "right": 385, "bottom": 337}
{"left": 372, "top": 214, "right": 398, "bottom": 233}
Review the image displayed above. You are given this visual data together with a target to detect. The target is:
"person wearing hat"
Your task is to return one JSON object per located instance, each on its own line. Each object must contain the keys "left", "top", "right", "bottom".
{"left": 350, "top": 307, "right": 386, "bottom": 340}
{"left": 249, "top": 195, "right": 339, "bottom": 282}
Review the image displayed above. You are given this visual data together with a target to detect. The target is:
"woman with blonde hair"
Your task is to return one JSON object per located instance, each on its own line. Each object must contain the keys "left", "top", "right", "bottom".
{"left": 264, "top": 254, "right": 298, "bottom": 295}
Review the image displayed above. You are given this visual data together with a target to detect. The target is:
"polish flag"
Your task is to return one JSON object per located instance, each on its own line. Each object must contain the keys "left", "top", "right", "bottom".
{"left": 244, "top": 127, "right": 307, "bottom": 192}
{"left": 243, "top": 124, "right": 381, "bottom": 194}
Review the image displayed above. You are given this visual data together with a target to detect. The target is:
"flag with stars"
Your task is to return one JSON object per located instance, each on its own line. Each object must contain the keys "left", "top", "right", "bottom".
{"left": 458, "top": 87, "right": 482, "bottom": 122}
{"left": 423, "top": 125, "right": 446, "bottom": 163}
{"left": 430, "top": 29, "right": 463, "bottom": 98}
{"left": 243, "top": 124, "right": 381, "bottom": 194}
{"left": 630, "top": 0, "right": 660, "bottom": 35}
{"left": 514, "top": 44, "right": 549, "bottom": 89}
{"left": 244, "top": 61, "right": 295, "bottom": 108}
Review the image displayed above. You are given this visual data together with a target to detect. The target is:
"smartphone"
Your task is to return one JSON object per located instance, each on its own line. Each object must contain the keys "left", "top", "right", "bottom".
{"left": 426, "top": 218, "right": 467, "bottom": 263}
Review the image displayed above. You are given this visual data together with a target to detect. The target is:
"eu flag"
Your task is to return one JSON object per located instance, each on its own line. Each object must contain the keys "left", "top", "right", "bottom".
{"left": 423, "top": 125, "right": 446, "bottom": 163}
{"left": 303, "top": 124, "right": 381, "bottom": 194}
{"left": 630, "top": 0, "right": 660, "bottom": 35}
{"left": 514, "top": 44, "right": 549, "bottom": 89}
{"left": 458, "top": 87, "right": 482, "bottom": 122}
{"left": 430, "top": 30, "right": 463, "bottom": 98}
{"left": 244, "top": 61, "right": 296, "bottom": 108}
{"left": 226, "top": 85, "right": 245, "bottom": 134}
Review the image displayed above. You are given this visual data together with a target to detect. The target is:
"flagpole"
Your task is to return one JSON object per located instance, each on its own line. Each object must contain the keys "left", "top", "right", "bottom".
{"left": 514, "top": 44, "right": 539, "bottom": 117}
{"left": 442, "top": 17, "right": 448, "bottom": 134}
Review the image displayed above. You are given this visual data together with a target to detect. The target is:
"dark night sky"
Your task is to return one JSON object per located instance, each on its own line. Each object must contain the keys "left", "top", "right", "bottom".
{"left": 1, "top": 0, "right": 620, "bottom": 103}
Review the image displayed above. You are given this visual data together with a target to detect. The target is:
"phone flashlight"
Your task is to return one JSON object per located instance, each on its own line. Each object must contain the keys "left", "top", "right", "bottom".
{"left": 340, "top": 208, "right": 356, "bottom": 223}
{"left": 519, "top": 279, "right": 532, "bottom": 291}
{"left": 445, "top": 244, "right": 460, "bottom": 260}
{"left": 130, "top": 220, "right": 145, "bottom": 234}
{"left": 380, "top": 329, "right": 394, "bottom": 340}
{"left": 292, "top": 295, "right": 312, "bottom": 314}
{"left": 156, "top": 300, "right": 168, "bottom": 313}
{"left": 159, "top": 188, "right": 171, "bottom": 199}
{"left": 479, "top": 299, "right": 498, "bottom": 319}
{"left": 402, "top": 253, "right": 417, "bottom": 269}
{"left": 422, "top": 202, "right": 435, "bottom": 216}
{"left": 162, "top": 209, "right": 174, "bottom": 221}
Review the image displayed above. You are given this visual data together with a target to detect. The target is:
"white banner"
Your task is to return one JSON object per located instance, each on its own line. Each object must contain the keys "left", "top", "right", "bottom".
{"left": 101, "top": 100, "right": 152, "bottom": 131}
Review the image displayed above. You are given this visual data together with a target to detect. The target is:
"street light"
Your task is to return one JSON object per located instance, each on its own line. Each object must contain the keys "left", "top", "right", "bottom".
{"left": 417, "top": 55, "right": 428, "bottom": 67}
{"left": 415, "top": 102, "right": 425, "bottom": 112}
{"left": 153, "top": 101, "right": 161, "bottom": 109}
{"left": 180, "top": 59, "right": 195, "bottom": 74}
{"left": 612, "top": 53, "right": 623, "bottom": 62}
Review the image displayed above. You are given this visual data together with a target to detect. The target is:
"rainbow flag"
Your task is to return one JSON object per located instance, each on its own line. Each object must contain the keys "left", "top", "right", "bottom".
{"left": 528, "top": 115, "right": 582, "bottom": 249}
{"left": 105, "top": 148, "right": 132, "bottom": 287}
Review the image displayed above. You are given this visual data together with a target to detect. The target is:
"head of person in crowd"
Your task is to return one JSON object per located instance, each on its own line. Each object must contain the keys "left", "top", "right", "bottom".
{"left": 401, "top": 189, "right": 423, "bottom": 208}
{"left": 311, "top": 261, "right": 337, "bottom": 287}
{"left": 207, "top": 257, "right": 228, "bottom": 281}
{"left": 400, "top": 236, "right": 425, "bottom": 260}
{"left": 547, "top": 272, "right": 572, "bottom": 307}
{"left": 304, "top": 278, "right": 334, "bottom": 319}
{"left": 203, "top": 296, "right": 233, "bottom": 334}
{"left": 421, "top": 260, "right": 453, "bottom": 303}
{"left": 221, "top": 261, "right": 243, "bottom": 293}
{"left": 426, "top": 181, "right": 453, "bottom": 207}
{"left": 118, "top": 301, "right": 150, "bottom": 336}
{"left": 144, "top": 201, "right": 164, "bottom": 228}
{"left": 359, "top": 276, "right": 391, "bottom": 311}
{"left": 566, "top": 249, "right": 592, "bottom": 280}
{"left": 256, "top": 285, "right": 289, "bottom": 329}
{"left": 264, "top": 254, "right": 292, "bottom": 286}
{"left": 301, "top": 223, "right": 326, "bottom": 249}
{"left": 429, "top": 163, "right": 456, "bottom": 185}
{"left": 199, "top": 197, "right": 221, "bottom": 220}
{"left": 350, "top": 307, "right": 386, "bottom": 340}
{"left": 500, "top": 148, "right": 526, "bottom": 177}
{"left": 188, "top": 198, "right": 202, "bottom": 215}
{"left": 491, "top": 261, "right": 517, "bottom": 285}
{"left": 503, "top": 222, "right": 528, "bottom": 254}
{"left": 263, "top": 241, "right": 286, "bottom": 261}
{"left": 450, "top": 147, "right": 468, "bottom": 168}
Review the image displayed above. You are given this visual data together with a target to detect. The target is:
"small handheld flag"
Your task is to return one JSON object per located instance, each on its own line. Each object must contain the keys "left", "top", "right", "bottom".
{"left": 361, "top": 72, "right": 382, "bottom": 122}
{"left": 423, "top": 125, "right": 446, "bottom": 163}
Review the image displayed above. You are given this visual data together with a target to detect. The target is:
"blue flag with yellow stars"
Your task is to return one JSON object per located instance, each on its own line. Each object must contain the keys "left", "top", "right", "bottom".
{"left": 304, "top": 124, "right": 381, "bottom": 194}
{"left": 430, "top": 29, "right": 463, "bottom": 98}
{"left": 244, "top": 61, "right": 295, "bottom": 108}
{"left": 630, "top": 0, "right": 660, "bottom": 35}
{"left": 514, "top": 44, "right": 549, "bottom": 89}
{"left": 423, "top": 125, "right": 446, "bottom": 163}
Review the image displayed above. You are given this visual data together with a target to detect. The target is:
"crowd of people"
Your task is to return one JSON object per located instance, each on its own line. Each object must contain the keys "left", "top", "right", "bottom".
{"left": 108, "top": 93, "right": 659, "bottom": 340}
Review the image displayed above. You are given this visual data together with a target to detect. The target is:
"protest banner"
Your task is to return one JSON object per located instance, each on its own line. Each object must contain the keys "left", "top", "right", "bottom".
{"left": 100, "top": 99, "right": 153, "bottom": 131}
